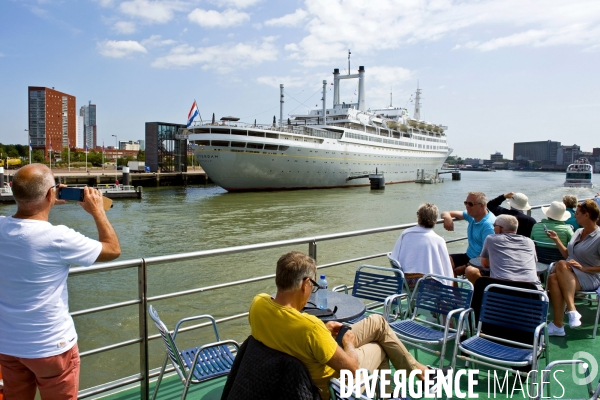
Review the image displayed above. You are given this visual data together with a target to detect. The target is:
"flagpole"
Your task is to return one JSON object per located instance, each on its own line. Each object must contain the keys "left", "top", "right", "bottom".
{"left": 85, "top": 146, "right": 88, "bottom": 173}
{"left": 49, "top": 149, "right": 52, "bottom": 171}
{"left": 29, "top": 144, "right": 31, "bottom": 165}
{"left": 68, "top": 141, "right": 71, "bottom": 172}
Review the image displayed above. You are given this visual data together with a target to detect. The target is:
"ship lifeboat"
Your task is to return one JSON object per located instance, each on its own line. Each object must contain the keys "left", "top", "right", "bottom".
{"left": 408, "top": 119, "right": 418, "bottom": 127}
{"left": 425, "top": 124, "right": 434, "bottom": 131}
{"left": 387, "top": 121, "right": 399, "bottom": 130}
{"left": 418, "top": 122, "right": 426, "bottom": 129}
{"left": 400, "top": 124, "right": 408, "bottom": 132}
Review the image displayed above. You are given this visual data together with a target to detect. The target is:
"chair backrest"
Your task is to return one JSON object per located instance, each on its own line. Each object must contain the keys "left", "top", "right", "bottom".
{"left": 534, "top": 243, "right": 564, "bottom": 264}
{"left": 148, "top": 305, "right": 187, "bottom": 379}
{"left": 387, "top": 252, "right": 402, "bottom": 270}
{"left": 479, "top": 284, "right": 548, "bottom": 337}
{"left": 351, "top": 265, "right": 404, "bottom": 303}
{"left": 412, "top": 275, "right": 473, "bottom": 317}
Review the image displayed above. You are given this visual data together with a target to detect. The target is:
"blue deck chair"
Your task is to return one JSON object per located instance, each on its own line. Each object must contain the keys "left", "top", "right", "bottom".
{"left": 332, "top": 265, "right": 406, "bottom": 324}
{"left": 533, "top": 240, "right": 564, "bottom": 287}
{"left": 148, "top": 305, "right": 239, "bottom": 400}
{"left": 574, "top": 289, "right": 600, "bottom": 339}
{"left": 386, "top": 274, "right": 474, "bottom": 369}
{"left": 537, "top": 359, "right": 595, "bottom": 399}
{"left": 451, "top": 284, "right": 549, "bottom": 395}
{"left": 386, "top": 252, "right": 415, "bottom": 298}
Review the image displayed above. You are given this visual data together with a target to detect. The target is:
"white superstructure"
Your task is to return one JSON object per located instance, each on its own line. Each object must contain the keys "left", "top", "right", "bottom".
{"left": 564, "top": 159, "right": 594, "bottom": 188}
{"left": 183, "top": 65, "right": 452, "bottom": 191}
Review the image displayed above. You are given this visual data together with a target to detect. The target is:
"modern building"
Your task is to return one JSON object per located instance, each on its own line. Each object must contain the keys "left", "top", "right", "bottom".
{"left": 28, "top": 86, "right": 76, "bottom": 159}
{"left": 513, "top": 141, "right": 561, "bottom": 164}
{"left": 76, "top": 115, "right": 84, "bottom": 149}
{"left": 557, "top": 144, "right": 581, "bottom": 166}
{"left": 119, "top": 140, "right": 142, "bottom": 151}
{"left": 80, "top": 101, "right": 97, "bottom": 150}
{"left": 145, "top": 122, "right": 187, "bottom": 172}
{"left": 490, "top": 152, "right": 504, "bottom": 162}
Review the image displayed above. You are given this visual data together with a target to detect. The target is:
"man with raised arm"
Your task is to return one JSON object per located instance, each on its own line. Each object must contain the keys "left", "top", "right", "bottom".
{"left": 0, "top": 164, "right": 121, "bottom": 400}
{"left": 441, "top": 191, "right": 496, "bottom": 276}
{"left": 249, "top": 251, "right": 442, "bottom": 399}
{"left": 486, "top": 192, "right": 536, "bottom": 237}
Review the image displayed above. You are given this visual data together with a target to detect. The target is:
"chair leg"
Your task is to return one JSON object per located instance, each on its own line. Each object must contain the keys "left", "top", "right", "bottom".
{"left": 594, "top": 297, "right": 600, "bottom": 339}
{"left": 151, "top": 354, "right": 169, "bottom": 400}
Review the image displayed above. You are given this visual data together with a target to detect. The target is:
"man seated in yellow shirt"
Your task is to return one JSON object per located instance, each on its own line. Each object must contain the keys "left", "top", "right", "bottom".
{"left": 248, "top": 251, "right": 437, "bottom": 399}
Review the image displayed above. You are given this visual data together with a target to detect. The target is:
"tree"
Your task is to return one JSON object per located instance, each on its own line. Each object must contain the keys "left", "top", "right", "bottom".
{"left": 136, "top": 150, "right": 145, "bottom": 161}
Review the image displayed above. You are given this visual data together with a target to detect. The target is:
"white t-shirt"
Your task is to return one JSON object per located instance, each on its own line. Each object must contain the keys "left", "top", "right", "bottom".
{"left": 0, "top": 216, "right": 102, "bottom": 358}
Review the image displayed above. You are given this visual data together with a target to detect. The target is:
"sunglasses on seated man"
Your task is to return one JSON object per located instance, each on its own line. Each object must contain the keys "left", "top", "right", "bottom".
{"left": 304, "top": 277, "right": 321, "bottom": 293}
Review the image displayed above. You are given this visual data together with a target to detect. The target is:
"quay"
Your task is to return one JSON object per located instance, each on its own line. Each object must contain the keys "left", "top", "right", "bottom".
{"left": 0, "top": 168, "right": 209, "bottom": 188}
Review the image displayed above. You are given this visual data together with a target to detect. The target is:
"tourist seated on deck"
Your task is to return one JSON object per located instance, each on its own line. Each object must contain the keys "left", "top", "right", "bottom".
{"left": 390, "top": 203, "right": 453, "bottom": 286}
{"left": 249, "top": 251, "right": 445, "bottom": 399}
{"left": 547, "top": 199, "right": 600, "bottom": 337}
{"left": 486, "top": 192, "right": 536, "bottom": 237}
{"left": 465, "top": 215, "right": 542, "bottom": 289}
{"left": 563, "top": 195, "right": 581, "bottom": 230}
{"left": 530, "top": 201, "right": 573, "bottom": 248}
{"left": 441, "top": 191, "right": 496, "bottom": 276}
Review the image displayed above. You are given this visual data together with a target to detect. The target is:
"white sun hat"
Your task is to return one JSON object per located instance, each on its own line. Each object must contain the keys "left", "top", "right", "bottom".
{"left": 541, "top": 201, "right": 570, "bottom": 221}
{"left": 508, "top": 192, "right": 531, "bottom": 211}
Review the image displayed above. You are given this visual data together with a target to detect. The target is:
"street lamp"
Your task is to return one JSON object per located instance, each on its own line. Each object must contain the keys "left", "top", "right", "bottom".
{"left": 112, "top": 135, "right": 118, "bottom": 186}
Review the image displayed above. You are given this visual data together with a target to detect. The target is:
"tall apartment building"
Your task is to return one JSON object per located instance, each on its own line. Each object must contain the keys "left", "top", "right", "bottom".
{"left": 76, "top": 115, "right": 84, "bottom": 149}
{"left": 80, "top": 101, "right": 97, "bottom": 149}
{"left": 28, "top": 87, "right": 76, "bottom": 158}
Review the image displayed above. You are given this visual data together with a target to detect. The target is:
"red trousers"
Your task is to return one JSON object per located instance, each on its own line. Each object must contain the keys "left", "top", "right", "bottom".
{"left": 0, "top": 344, "right": 80, "bottom": 400}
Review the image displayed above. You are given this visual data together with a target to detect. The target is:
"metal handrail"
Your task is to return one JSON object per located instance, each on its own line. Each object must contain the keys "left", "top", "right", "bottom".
{"left": 74, "top": 202, "right": 553, "bottom": 399}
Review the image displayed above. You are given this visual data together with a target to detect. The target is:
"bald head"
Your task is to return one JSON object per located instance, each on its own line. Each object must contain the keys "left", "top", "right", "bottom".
{"left": 12, "top": 164, "right": 55, "bottom": 206}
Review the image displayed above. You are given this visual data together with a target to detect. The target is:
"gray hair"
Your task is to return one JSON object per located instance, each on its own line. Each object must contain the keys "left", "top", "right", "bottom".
{"left": 563, "top": 195, "right": 578, "bottom": 209}
{"left": 417, "top": 203, "right": 439, "bottom": 228}
{"left": 12, "top": 164, "right": 55, "bottom": 205}
{"left": 275, "top": 251, "right": 317, "bottom": 292}
{"left": 495, "top": 214, "right": 518, "bottom": 233}
{"left": 468, "top": 191, "right": 488, "bottom": 205}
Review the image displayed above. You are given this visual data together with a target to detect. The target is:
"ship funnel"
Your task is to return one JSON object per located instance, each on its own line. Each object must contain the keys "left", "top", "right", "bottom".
{"left": 333, "top": 68, "right": 340, "bottom": 106}
{"left": 358, "top": 66, "right": 365, "bottom": 111}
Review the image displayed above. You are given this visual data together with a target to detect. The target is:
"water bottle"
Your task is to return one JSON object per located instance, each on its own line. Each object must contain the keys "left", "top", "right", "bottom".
{"left": 317, "top": 274, "right": 328, "bottom": 309}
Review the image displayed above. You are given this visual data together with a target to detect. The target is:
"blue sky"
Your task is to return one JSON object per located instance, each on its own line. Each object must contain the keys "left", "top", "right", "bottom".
{"left": 1, "top": 0, "right": 599, "bottom": 158}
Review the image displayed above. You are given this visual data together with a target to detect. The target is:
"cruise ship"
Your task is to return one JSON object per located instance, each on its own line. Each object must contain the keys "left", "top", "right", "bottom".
{"left": 182, "top": 65, "right": 452, "bottom": 191}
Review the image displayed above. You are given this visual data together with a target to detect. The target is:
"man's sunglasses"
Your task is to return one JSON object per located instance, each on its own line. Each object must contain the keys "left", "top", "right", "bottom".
{"left": 48, "top": 183, "right": 60, "bottom": 196}
{"left": 463, "top": 201, "right": 480, "bottom": 207}
{"left": 305, "top": 277, "right": 321, "bottom": 293}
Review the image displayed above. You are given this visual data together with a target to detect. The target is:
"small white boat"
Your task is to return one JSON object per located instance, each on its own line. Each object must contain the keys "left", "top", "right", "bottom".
{"left": 564, "top": 158, "right": 593, "bottom": 188}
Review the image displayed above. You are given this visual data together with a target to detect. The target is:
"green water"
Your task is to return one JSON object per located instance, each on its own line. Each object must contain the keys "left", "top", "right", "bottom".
{"left": 1, "top": 170, "right": 597, "bottom": 390}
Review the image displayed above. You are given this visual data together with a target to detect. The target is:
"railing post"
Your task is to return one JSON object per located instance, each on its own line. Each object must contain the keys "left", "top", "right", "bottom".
{"left": 309, "top": 240, "right": 317, "bottom": 262}
{"left": 138, "top": 259, "right": 149, "bottom": 400}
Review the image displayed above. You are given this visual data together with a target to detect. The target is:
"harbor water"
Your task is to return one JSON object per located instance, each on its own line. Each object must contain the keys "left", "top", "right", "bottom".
{"left": 0, "top": 170, "right": 597, "bottom": 390}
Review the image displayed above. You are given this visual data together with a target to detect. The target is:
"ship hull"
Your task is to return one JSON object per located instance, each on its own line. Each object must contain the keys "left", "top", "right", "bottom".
{"left": 194, "top": 135, "right": 450, "bottom": 191}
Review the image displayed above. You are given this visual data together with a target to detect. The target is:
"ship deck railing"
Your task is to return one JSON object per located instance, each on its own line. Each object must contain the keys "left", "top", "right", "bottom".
{"left": 69, "top": 202, "right": 596, "bottom": 400}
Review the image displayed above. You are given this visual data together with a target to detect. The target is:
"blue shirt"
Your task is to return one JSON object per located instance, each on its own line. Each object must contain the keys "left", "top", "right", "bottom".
{"left": 463, "top": 210, "right": 496, "bottom": 258}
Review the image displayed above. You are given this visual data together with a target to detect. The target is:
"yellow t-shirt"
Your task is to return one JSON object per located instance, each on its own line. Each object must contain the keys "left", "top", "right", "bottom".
{"left": 249, "top": 293, "right": 338, "bottom": 399}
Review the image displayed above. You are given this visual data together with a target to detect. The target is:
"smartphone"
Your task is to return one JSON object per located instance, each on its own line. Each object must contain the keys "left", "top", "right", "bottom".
{"left": 58, "top": 187, "right": 85, "bottom": 201}
{"left": 335, "top": 325, "right": 352, "bottom": 347}
{"left": 543, "top": 224, "right": 549, "bottom": 234}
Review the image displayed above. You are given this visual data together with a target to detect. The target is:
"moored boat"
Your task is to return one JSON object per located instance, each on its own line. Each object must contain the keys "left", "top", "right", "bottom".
{"left": 182, "top": 64, "right": 452, "bottom": 192}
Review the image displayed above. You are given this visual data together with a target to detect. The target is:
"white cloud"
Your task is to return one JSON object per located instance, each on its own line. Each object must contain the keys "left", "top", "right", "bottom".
{"left": 119, "top": 0, "right": 188, "bottom": 24}
{"left": 97, "top": 40, "right": 148, "bottom": 58}
{"left": 256, "top": 75, "right": 314, "bottom": 88}
{"left": 142, "top": 34, "right": 176, "bottom": 47}
{"left": 0, "top": 52, "right": 4, "bottom": 57}
{"left": 282, "top": 0, "right": 600, "bottom": 66}
{"left": 217, "top": 0, "right": 262, "bottom": 9}
{"left": 252, "top": 23, "right": 262, "bottom": 30}
{"left": 265, "top": 9, "right": 307, "bottom": 27}
{"left": 187, "top": 8, "right": 250, "bottom": 28}
{"left": 113, "top": 21, "right": 136, "bottom": 34}
{"left": 151, "top": 37, "right": 278, "bottom": 72}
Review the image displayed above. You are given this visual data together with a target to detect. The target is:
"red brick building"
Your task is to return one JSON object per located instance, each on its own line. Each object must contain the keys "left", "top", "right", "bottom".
{"left": 28, "top": 87, "right": 77, "bottom": 160}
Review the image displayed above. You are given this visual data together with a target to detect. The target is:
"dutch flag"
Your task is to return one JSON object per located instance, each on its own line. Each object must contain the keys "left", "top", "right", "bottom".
{"left": 49, "top": 140, "right": 53, "bottom": 151}
{"left": 187, "top": 100, "right": 200, "bottom": 128}
{"left": 29, "top": 141, "right": 32, "bottom": 152}
{"left": 85, "top": 143, "right": 88, "bottom": 153}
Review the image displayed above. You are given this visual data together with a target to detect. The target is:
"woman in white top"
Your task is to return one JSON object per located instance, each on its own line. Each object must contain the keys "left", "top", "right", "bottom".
{"left": 390, "top": 203, "right": 454, "bottom": 286}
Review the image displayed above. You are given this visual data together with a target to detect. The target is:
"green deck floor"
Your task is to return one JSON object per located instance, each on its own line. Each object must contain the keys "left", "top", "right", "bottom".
{"left": 98, "top": 297, "right": 599, "bottom": 400}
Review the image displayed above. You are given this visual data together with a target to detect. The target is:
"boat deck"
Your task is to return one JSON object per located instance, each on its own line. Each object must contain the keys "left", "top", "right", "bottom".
{"left": 98, "top": 296, "right": 599, "bottom": 400}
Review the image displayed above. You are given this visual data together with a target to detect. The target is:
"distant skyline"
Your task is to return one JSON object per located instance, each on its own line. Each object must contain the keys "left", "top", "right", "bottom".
{"left": 1, "top": 0, "right": 599, "bottom": 159}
